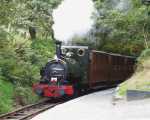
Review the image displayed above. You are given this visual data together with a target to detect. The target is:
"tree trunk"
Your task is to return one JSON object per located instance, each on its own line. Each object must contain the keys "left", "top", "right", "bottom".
{"left": 29, "top": 26, "right": 36, "bottom": 40}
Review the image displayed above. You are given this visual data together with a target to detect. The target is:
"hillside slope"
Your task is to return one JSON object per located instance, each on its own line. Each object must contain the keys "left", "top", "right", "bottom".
{"left": 118, "top": 49, "right": 150, "bottom": 96}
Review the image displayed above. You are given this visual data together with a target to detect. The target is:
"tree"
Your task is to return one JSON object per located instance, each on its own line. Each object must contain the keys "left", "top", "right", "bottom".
{"left": 0, "top": 0, "right": 62, "bottom": 85}
{"left": 88, "top": 0, "right": 148, "bottom": 56}
{"left": 0, "top": 0, "right": 63, "bottom": 39}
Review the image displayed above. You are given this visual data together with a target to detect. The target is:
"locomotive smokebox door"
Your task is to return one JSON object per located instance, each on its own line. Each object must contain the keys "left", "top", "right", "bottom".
{"left": 61, "top": 46, "right": 89, "bottom": 87}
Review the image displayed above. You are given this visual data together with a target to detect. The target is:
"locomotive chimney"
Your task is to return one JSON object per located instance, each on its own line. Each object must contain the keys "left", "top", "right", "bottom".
{"left": 55, "top": 40, "right": 62, "bottom": 59}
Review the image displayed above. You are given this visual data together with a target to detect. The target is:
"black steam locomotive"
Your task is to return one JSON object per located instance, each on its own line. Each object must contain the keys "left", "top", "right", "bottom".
{"left": 33, "top": 41, "right": 89, "bottom": 97}
{"left": 33, "top": 41, "right": 136, "bottom": 98}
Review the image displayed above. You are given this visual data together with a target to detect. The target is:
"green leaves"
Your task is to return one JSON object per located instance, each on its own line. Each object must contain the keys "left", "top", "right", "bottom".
{"left": 0, "top": 0, "right": 62, "bottom": 87}
{"left": 90, "top": 0, "right": 149, "bottom": 56}
{"left": 0, "top": 0, "right": 62, "bottom": 39}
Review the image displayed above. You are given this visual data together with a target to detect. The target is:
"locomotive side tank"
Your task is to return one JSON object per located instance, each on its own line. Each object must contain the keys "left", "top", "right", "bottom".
{"left": 61, "top": 46, "right": 89, "bottom": 87}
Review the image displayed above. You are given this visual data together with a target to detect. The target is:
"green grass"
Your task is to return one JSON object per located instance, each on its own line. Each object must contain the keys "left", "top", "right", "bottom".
{"left": 118, "top": 69, "right": 150, "bottom": 96}
{"left": 0, "top": 76, "right": 14, "bottom": 114}
{"left": 0, "top": 76, "right": 40, "bottom": 114}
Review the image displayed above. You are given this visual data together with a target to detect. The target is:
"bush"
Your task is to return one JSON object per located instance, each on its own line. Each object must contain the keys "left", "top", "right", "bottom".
{"left": 14, "top": 86, "right": 40, "bottom": 106}
{"left": 138, "top": 49, "right": 150, "bottom": 61}
{"left": 0, "top": 34, "right": 55, "bottom": 114}
{"left": 31, "top": 38, "right": 55, "bottom": 60}
{"left": 0, "top": 34, "right": 55, "bottom": 86}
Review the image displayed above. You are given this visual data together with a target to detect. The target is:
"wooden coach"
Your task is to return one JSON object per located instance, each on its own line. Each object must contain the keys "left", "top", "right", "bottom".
{"left": 88, "top": 50, "right": 136, "bottom": 89}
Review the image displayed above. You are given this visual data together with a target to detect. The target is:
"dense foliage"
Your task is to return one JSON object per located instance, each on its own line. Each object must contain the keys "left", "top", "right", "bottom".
{"left": 0, "top": 0, "right": 62, "bottom": 113}
{"left": 72, "top": 0, "right": 149, "bottom": 56}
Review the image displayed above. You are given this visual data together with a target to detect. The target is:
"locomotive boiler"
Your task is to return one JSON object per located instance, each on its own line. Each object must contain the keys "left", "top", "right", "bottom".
{"left": 33, "top": 41, "right": 136, "bottom": 98}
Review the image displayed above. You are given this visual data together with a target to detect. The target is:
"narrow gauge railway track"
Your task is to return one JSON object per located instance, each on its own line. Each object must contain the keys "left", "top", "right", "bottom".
{"left": 0, "top": 86, "right": 115, "bottom": 120}
{"left": 0, "top": 98, "right": 64, "bottom": 120}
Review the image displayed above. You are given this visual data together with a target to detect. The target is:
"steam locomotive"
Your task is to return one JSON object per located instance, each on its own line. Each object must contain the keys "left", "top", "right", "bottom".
{"left": 33, "top": 41, "right": 136, "bottom": 98}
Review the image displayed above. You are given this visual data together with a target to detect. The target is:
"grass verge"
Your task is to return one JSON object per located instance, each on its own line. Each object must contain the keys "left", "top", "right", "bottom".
{"left": 0, "top": 76, "right": 40, "bottom": 114}
{"left": 118, "top": 49, "right": 150, "bottom": 97}
{"left": 0, "top": 76, "right": 14, "bottom": 114}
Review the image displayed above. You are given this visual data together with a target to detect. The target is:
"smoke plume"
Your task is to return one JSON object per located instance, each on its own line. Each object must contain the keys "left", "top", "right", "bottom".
{"left": 52, "top": 0, "right": 94, "bottom": 42}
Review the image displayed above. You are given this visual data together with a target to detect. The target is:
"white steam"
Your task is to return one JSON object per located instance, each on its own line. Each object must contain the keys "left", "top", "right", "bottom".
{"left": 52, "top": 0, "right": 94, "bottom": 41}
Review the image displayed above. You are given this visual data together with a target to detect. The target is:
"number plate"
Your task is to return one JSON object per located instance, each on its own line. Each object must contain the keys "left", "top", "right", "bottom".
{"left": 51, "top": 77, "right": 57, "bottom": 82}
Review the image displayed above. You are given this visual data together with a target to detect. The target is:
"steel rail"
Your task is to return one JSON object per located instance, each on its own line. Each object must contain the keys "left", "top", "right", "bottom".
{"left": 0, "top": 98, "right": 62, "bottom": 120}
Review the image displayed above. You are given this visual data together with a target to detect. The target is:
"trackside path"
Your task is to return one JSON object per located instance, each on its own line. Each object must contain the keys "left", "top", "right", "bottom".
{"left": 31, "top": 88, "right": 150, "bottom": 120}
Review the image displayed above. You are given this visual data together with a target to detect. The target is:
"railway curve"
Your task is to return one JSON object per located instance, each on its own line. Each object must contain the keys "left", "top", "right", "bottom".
{"left": 0, "top": 99, "right": 64, "bottom": 120}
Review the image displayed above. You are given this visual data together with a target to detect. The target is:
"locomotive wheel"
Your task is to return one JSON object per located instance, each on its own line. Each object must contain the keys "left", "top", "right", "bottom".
{"left": 72, "top": 85, "right": 80, "bottom": 98}
{"left": 73, "top": 89, "right": 79, "bottom": 98}
{"left": 35, "top": 88, "right": 43, "bottom": 96}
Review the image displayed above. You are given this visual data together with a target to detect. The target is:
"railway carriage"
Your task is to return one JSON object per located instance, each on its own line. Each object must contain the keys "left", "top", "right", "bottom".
{"left": 33, "top": 41, "right": 136, "bottom": 98}
{"left": 89, "top": 51, "right": 135, "bottom": 88}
